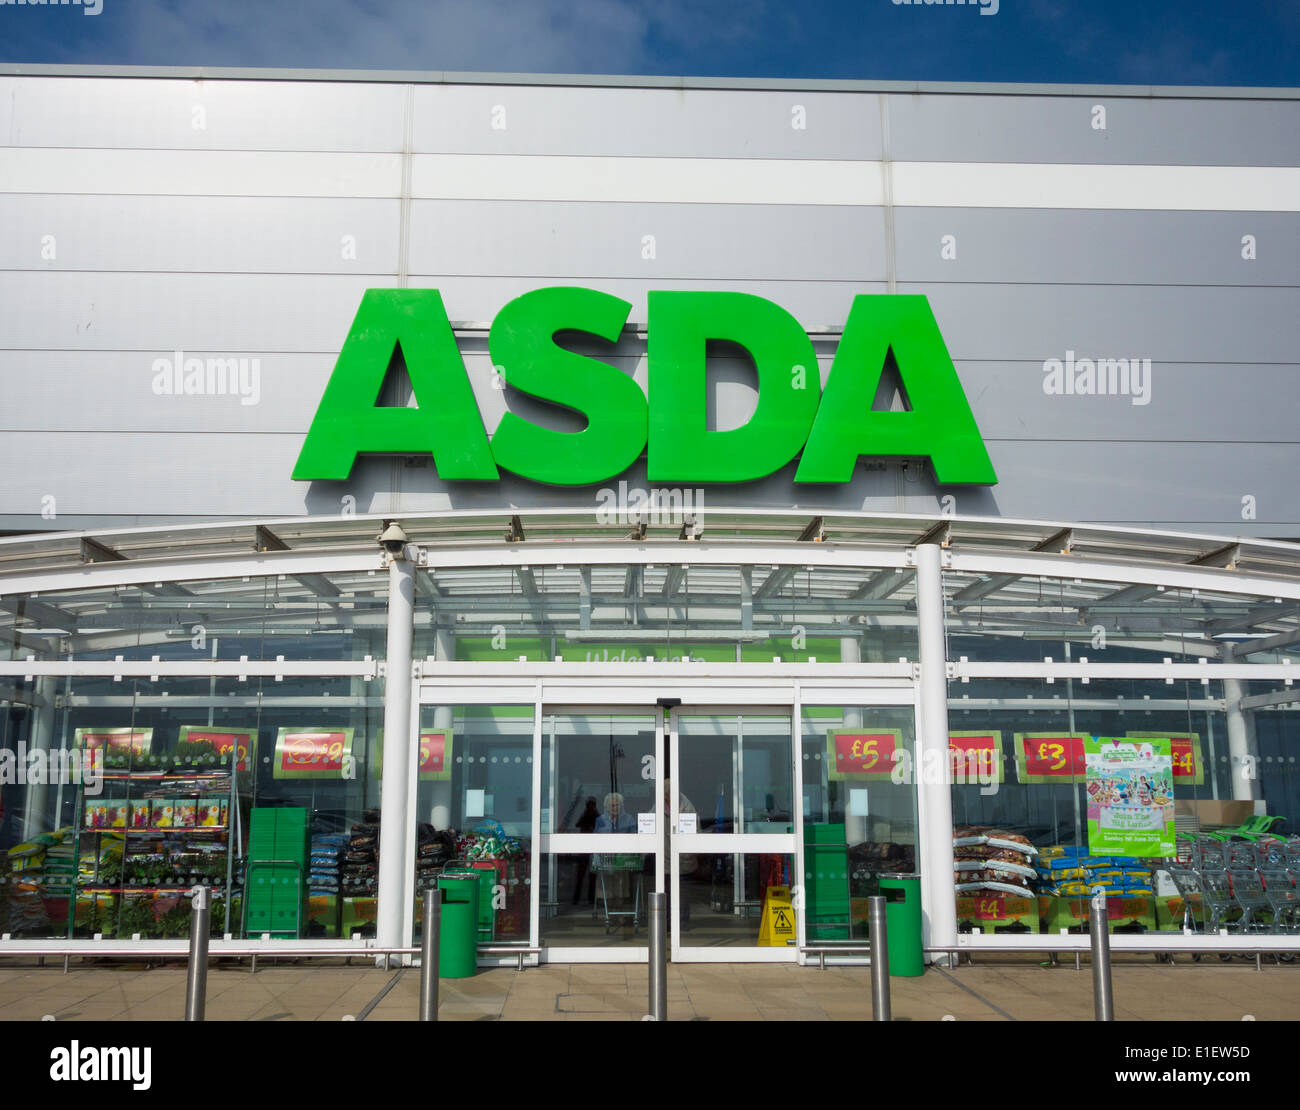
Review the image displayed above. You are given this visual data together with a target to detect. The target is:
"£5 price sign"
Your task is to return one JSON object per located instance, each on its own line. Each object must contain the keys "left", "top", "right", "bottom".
{"left": 418, "top": 729, "right": 452, "bottom": 781}
{"left": 827, "top": 729, "right": 901, "bottom": 781}
{"left": 1014, "top": 733, "right": 1088, "bottom": 784}
{"left": 273, "top": 727, "right": 354, "bottom": 780}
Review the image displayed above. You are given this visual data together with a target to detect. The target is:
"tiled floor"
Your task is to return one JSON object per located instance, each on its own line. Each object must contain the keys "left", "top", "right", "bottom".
{"left": 0, "top": 957, "right": 1296, "bottom": 1021}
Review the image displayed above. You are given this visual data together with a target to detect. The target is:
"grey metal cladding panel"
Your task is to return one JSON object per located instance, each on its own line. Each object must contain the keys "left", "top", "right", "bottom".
{"left": 946, "top": 442, "right": 1300, "bottom": 528}
{"left": 904, "top": 283, "right": 1300, "bottom": 363}
{"left": 0, "top": 196, "right": 401, "bottom": 275}
{"left": 0, "top": 272, "right": 379, "bottom": 351}
{"left": 0, "top": 352, "right": 334, "bottom": 432}
{"left": 411, "top": 85, "right": 881, "bottom": 159}
{"left": 1, "top": 77, "right": 407, "bottom": 151}
{"left": 895, "top": 209, "right": 1300, "bottom": 287}
{"left": 410, "top": 276, "right": 888, "bottom": 328}
{"left": 962, "top": 362, "right": 1300, "bottom": 443}
{"left": 408, "top": 200, "right": 886, "bottom": 281}
{"left": 0, "top": 433, "right": 309, "bottom": 517}
{"left": 886, "top": 95, "right": 1300, "bottom": 166}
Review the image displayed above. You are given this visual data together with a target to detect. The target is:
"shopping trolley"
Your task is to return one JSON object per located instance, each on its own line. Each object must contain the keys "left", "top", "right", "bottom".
{"left": 591, "top": 853, "right": 643, "bottom": 934}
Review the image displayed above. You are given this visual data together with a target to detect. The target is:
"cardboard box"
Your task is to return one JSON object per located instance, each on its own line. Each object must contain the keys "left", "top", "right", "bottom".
{"left": 1173, "top": 801, "right": 1255, "bottom": 829}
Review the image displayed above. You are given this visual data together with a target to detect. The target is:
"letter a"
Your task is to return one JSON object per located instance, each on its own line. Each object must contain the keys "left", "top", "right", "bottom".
{"left": 293, "top": 290, "right": 498, "bottom": 481}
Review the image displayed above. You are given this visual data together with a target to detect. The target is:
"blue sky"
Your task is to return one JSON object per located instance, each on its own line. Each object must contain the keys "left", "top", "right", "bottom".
{"left": 0, "top": 0, "right": 1296, "bottom": 87}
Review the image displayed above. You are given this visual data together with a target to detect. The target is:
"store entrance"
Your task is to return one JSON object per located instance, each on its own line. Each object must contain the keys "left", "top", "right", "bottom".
{"left": 538, "top": 704, "right": 798, "bottom": 962}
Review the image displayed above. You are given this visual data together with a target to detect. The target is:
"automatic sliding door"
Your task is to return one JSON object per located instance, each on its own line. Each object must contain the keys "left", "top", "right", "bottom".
{"left": 670, "top": 710, "right": 797, "bottom": 960}
{"left": 540, "top": 710, "right": 662, "bottom": 955}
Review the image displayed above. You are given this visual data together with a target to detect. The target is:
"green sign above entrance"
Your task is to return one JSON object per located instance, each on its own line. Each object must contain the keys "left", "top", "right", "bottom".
{"left": 292, "top": 288, "right": 996, "bottom": 486}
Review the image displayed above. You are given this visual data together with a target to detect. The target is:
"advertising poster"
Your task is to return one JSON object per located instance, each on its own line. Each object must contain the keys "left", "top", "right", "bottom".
{"left": 370, "top": 729, "right": 455, "bottom": 780}
{"left": 1085, "top": 736, "right": 1176, "bottom": 857}
{"left": 273, "top": 727, "right": 354, "bottom": 780}
{"left": 1127, "top": 731, "right": 1205, "bottom": 785}
{"left": 177, "top": 725, "right": 256, "bottom": 772}
{"left": 949, "top": 731, "right": 1004, "bottom": 784}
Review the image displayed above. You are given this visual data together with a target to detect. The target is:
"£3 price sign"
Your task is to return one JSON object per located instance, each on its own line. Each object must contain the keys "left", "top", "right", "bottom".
{"left": 827, "top": 729, "right": 901, "bottom": 780}
{"left": 273, "top": 727, "right": 355, "bottom": 780}
{"left": 1014, "top": 733, "right": 1088, "bottom": 783}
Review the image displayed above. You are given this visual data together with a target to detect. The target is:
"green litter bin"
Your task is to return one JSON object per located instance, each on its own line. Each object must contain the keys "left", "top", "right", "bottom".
{"left": 878, "top": 873, "right": 924, "bottom": 977}
{"left": 437, "top": 875, "right": 480, "bottom": 979}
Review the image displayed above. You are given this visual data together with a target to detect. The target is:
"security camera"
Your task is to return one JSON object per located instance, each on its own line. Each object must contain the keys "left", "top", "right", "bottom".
{"left": 377, "top": 521, "right": 408, "bottom": 555}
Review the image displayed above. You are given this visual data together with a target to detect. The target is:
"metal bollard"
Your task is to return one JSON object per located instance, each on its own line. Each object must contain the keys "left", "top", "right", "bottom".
{"left": 419, "top": 889, "right": 441, "bottom": 1021}
{"left": 868, "top": 894, "right": 891, "bottom": 1022}
{"left": 185, "top": 886, "right": 210, "bottom": 1022}
{"left": 1089, "top": 888, "right": 1115, "bottom": 1021}
{"left": 647, "top": 892, "right": 667, "bottom": 1021}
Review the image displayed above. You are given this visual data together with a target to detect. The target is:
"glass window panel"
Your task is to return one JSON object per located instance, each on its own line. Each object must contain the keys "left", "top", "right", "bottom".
{"left": 676, "top": 852, "right": 795, "bottom": 948}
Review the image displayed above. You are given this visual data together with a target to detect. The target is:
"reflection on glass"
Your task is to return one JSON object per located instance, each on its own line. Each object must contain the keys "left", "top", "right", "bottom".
{"left": 800, "top": 705, "right": 918, "bottom": 942}
{"left": 542, "top": 714, "right": 655, "bottom": 836}
{"left": 675, "top": 715, "right": 793, "bottom": 834}
{"left": 541, "top": 853, "right": 651, "bottom": 947}
{"left": 676, "top": 853, "right": 795, "bottom": 947}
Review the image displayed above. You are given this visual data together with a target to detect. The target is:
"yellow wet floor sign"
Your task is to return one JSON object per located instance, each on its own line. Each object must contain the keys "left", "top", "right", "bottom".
{"left": 757, "top": 885, "right": 796, "bottom": 946}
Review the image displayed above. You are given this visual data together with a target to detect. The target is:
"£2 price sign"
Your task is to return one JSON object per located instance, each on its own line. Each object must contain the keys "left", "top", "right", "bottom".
{"left": 273, "top": 727, "right": 354, "bottom": 780}
{"left": 827, "top": 729, "right": 901, "bottom": 781}
{"left": 1014, "top": 733, "right": 1088, "bottom": 783}
{"left": 178, "top": 726, "right": 254, "bottom": 772}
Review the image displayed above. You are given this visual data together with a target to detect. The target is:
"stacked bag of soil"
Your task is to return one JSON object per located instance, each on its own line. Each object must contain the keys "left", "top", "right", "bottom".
{"left": 340, "top": 809, "right": 380, "bottom": 897}
{"left": 309, "top": 831, "right": 349, "bottom": 896}
{"left": 414, "top": 824, "right": 458, "bottom": 895}
{"left": 1035, "top": 845, "right": 1155, "bottom": 897}
{"left": 953, "top": 825, "right": 1039, "bottom": 897}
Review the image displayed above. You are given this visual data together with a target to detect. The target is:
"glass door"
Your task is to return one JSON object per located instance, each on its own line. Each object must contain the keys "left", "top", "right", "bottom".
{"left": 669, "top": 707, "right": 798, "bottom": 962}
{"left": 539, "top": 707, "right": 663, "bottom": 960}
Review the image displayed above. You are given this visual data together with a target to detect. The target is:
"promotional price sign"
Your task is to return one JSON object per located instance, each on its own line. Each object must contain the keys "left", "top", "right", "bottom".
{"left": 1127, "top": 732, "right": 1205, "bottom": 785}
{"left": 75, "top": 727, "right": 152, "bottom": 755}
{"left": 1085, "top": 736, "right": 1175, "bottom": 857}
{"left": 1014, "top": 733, "right": 1087, "bottom": 783}
{"left": 417, "top": 729, "right": 452, "bottom": 781}
{"left": 273, "top": 727, "right": 354, "bottom": 780}
{"left": 178, "top": 726, "right": 255, "bottom": 772}
{"left": 949, "top": 732, "right": 1004, "bottom": 784}
{"left": 827, "top": 729, "right": 901, "bottom": 781}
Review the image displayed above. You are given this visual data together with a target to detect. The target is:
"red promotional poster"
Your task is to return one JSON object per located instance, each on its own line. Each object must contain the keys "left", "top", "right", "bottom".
{"left": 1014, "top": 733, "right": 1088, "bottom": 783}
{"left": 827, "top": 730, "right": 901, "bottom": 780}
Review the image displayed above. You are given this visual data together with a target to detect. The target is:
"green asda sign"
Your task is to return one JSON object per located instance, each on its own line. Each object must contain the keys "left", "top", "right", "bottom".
{"left": 293, "top": 287, "right": 996, "bottom": 486}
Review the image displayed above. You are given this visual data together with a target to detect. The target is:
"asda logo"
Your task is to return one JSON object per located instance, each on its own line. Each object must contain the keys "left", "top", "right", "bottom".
{"left": 292, "top": 287, "right": 995, "bottom": 487}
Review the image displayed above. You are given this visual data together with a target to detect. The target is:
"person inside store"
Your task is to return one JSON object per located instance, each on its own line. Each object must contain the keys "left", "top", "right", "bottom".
{"left": 595, "top": 791, "right": 637, "bottom": 833}
{"left": 570, "top": 796, "right": 600, "bottom": 905}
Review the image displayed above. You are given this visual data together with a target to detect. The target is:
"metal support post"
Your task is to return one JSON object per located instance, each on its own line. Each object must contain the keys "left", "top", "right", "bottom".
{"left": 1089, "top": 890, "right": 1114, "bottom": 1021}
{"left": 185, "top": 886, "right": 211, "bottom": 1021}
{"left": 869, "top": 894, "right": 891, "bottom": 1021}
{"left": 376, "top": 540, "right": 416, "bottom": 963}
{"left": 647, "top": 892, "right": 667, "bottom": 1021}
{"left": 419, "top": 889, "right": 441, "bottom": 1021}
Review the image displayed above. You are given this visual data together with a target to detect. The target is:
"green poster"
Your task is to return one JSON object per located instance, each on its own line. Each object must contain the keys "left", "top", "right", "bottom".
{"left": 1085, "top": 736, "right": 1176, "bottom": 857}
